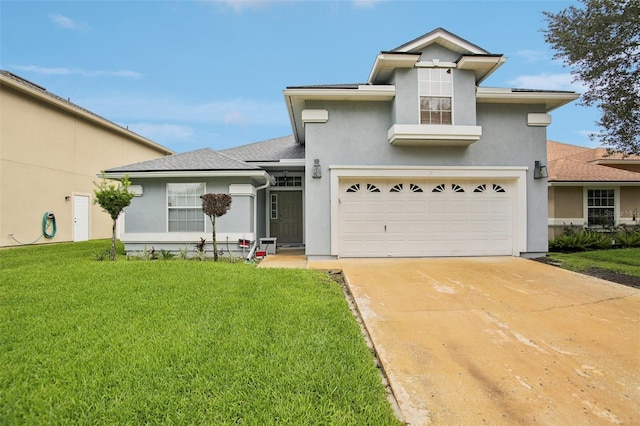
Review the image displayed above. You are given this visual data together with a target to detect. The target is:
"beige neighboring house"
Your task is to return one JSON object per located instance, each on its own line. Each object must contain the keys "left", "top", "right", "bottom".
{"left": 0, "top": 70, "right": 173, "bottom": 247}
{"left": 547, "top": 140, "right": 640, "bottom": 239}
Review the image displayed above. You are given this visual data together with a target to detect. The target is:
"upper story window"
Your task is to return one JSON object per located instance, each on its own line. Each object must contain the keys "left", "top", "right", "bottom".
{"left": 419, "top": 68, "right": 452, "bottom": 125}
{"left": 167, "top": 183, "right": 205, "bottom": 232}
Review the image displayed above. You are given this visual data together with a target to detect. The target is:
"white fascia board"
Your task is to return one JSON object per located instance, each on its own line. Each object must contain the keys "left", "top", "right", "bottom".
{"left": 248, "top": 160, "right": 306, "bottom": 168}
{"left": 102, "top": 170, "right": 271, "bottom": 180}
{"left": 396, "top": 31, "right": 488, "bottom": 55}
{"left": 279, "top": 158, "right": 306, "bottom": 165}
{"left": 456, "top": 55, "right": 507, "bottom": 84}
{"left": 283, "top": 85, "right": 395, "bottom": 101}
{"left": 477, "top": 87, "right": 580, "bottom": 112}
{"left": 368, "top": 53, "right": 420, "bottom": 84}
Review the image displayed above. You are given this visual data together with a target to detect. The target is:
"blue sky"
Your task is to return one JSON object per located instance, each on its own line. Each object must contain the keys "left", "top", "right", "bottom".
{"left": 1, "top": 0, "right": 598, "bottom": 153}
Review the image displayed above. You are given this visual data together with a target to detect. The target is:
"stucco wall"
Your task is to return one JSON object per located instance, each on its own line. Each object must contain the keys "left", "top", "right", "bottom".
{"left": 124, "top": 177, "right": 255, "bottom": 235}
{"left": 303, "top": 95, "right": 550, "bottom": 256}
{"left": 621, "top": 186, "right": 640, "bottom": 221}
{"left": 550, "top": 186, "right": 584, "bottom": 219}
{"left": 0, "top": 83, "right": 170, "bottom": 247}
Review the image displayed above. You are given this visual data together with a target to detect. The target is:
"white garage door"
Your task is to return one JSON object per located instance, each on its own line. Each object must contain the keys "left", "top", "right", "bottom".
{"left": 338, "top": 180, "right": 514, "bottom": 257}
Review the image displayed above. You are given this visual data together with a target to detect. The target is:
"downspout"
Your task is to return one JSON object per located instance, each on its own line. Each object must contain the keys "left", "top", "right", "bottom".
{"left": 248, "top": 172, "right": 274, "bottom": 261}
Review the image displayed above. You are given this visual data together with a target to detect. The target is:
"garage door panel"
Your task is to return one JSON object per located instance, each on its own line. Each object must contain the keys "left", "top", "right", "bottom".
{"left": 339, "top": 179, "right": 515, "bottom": 257}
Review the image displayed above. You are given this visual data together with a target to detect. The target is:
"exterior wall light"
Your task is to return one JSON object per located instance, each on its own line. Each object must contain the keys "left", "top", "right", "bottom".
{"left": 312, "top": 159, "right": 322, "bottom": 178}
{"left": 534, "top": 160, "right": 548, "bottom": 179}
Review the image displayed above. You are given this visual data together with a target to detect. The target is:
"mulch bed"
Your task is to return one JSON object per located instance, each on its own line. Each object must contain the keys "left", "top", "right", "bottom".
{"left": 533, "top": 257, "right": 640, "bottom": 290}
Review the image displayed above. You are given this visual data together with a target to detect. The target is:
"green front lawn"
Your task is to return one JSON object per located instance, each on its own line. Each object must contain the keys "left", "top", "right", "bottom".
{"left": 1, "top": 241, "right": 400, "bottom": 425}
{"left": 545, "top": 248, "right": 640, "bottom": 278}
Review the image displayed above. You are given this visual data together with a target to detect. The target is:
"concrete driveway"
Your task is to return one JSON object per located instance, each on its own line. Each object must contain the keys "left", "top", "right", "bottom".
{"left": 339, "top": 257, "right": 640, "bottom": 425}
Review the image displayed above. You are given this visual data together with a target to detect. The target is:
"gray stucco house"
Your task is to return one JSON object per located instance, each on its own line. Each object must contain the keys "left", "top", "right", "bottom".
{"left": 103, "top": 28, "right": 578, "bottom": 259}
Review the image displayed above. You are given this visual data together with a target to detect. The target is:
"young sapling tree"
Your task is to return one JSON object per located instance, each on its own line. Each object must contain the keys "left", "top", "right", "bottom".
{"left": 94, "top": 174, "right": 135, "bottom": 261}
{"left": 200, "top": 193, "right": 232, "bottom": 261}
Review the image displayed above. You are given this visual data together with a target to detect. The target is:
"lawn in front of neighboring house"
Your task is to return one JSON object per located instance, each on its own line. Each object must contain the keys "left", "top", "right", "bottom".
{"left": 544, "top": 248, "right": 640, "bottom": 287}
{"left": 0, "top": 241, "right": 401, "bottom": 425}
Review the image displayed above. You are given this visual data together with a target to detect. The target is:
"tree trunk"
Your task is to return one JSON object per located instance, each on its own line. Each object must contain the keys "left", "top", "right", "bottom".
{"left": 110, "top": 219, "right": 117, "bottom": 261}
{"left": 212, "top": 215, "right": 218, "bottom": 261}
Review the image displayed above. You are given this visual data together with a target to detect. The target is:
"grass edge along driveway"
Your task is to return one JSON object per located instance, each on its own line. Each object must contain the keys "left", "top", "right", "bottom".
{"left": 1, "top": 241, "right": 401, "bottom": 425}
{"left": 545, "top": 248, "right": 640, "bottom": 280}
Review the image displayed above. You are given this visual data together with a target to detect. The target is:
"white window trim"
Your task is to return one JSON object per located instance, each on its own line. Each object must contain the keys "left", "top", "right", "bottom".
{"left": 583, "top": 186, "right": 620, "bottom": 227}
{"left": 270, "top": 193, "right": 278, "bottom": 220}
{"left": 418, "top": 68, "right": 454, "bottom": 125}
{"left": 166, "top": 182, "right": 206, "bottom": 233}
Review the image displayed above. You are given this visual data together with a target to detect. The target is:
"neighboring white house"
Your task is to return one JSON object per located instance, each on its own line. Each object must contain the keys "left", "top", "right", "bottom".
{"left": 103, "top": 28, "right": 578, "bottom": 259}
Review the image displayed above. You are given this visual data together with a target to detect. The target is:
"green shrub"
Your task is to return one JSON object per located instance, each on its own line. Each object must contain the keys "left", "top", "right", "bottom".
{"left": 550, "top": 226, "right": 640, "bottom": 252}
{"left": 614, "top": 229, "right": 640, "bottom": 248}
{"left": 549, "top": 229, "right": 612, "bottom": 252}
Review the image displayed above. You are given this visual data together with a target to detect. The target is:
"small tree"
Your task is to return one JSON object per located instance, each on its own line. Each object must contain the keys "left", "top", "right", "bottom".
{"left": 94, "top": 174, "right": 135, "bottom": 261}
{"left": 201, "top": 193, "right": 232, "bottom": 261}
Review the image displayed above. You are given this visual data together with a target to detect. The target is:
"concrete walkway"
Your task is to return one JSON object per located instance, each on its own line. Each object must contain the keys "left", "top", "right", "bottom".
{"left": 258, "top": 254, "right": 640, "bottom": 425}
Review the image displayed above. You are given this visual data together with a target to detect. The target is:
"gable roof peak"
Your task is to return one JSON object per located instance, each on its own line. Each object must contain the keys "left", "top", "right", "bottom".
{"left": 392, "top": 27, "right": 490, "bottom": 55}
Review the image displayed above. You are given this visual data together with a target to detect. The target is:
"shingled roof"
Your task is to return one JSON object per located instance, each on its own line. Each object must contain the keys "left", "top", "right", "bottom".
{"left": 547, "top": 141, "right": 640, "bottom": 182}
{"left": 105, "top": 148, "right": 260, "bottom": 173}
{"left": 221, "top": 135, "right": 304, "bottom": 162}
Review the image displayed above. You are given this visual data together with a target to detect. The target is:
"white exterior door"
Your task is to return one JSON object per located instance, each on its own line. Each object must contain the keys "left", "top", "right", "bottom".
{"left": 338, "top": 180, "right": 514, "bottom": 257}
{"left": 73, "top": 195, "right": 90, "bottom": 242}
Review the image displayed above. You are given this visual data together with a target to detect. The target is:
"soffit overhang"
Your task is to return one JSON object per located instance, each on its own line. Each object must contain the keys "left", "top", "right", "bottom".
{"left": 476, "top": 87, "right": 580, "bottom": 112}
{"left": 284, "top": 85, "right": 396, "bottom": 144}
{"left": 456, "top": 55, "right": 507, "bottom": 84}
{"left": 367, "top": 52, "right": 421, "bottom": 84}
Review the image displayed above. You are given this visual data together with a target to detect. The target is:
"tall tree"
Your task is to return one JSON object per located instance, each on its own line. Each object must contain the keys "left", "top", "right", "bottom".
{"left": 543, "top": 0, "right": 640, "bottom": 155}
{"left": 94, "top": 174, "right": 135, "bottom": 261}
{"left": 201, "top": 193, "right": 232, "bottom": 261}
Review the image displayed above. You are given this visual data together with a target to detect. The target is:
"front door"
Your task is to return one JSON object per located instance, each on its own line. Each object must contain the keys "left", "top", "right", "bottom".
{"left": 269, "top": 191, "right": 302, "bottom": 244}
{"left": 73, "top": 195, "right": 90, "bottom": 242}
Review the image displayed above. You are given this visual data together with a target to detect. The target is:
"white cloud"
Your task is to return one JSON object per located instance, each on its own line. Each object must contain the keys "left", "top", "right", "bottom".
{"left": 507, "top": 73, "right": 585, "bottom": 92}
{"left": 127, "top": 123, "right": 195, "bottom": 142}
{"left": 50, "top": 14, "right": 91, "bottom": 31}
{"left": 11, "top": 65, "right": 143, "bottom": 79}
{"left": 515, "top": 49, "right": 551, "bottom": 63}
